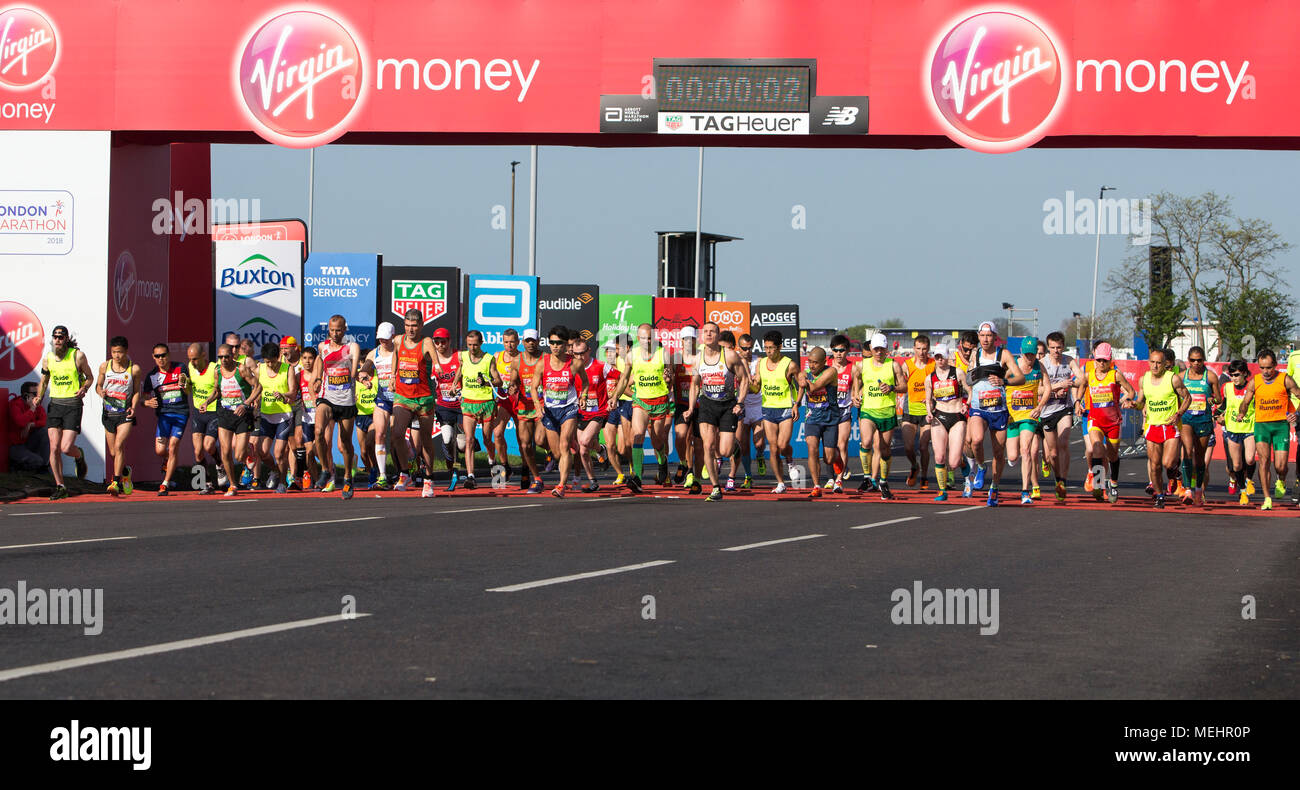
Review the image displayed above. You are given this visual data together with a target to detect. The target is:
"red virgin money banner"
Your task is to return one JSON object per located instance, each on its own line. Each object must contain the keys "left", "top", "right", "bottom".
{"left": 0, "top": 1, "right": 1295, "bottom": 150}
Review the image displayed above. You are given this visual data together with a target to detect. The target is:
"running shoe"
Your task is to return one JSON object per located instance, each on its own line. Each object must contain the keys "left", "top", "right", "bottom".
{"left": 934, "top": 491, "right": 948, "bottom": 502}
{"left": 833, "top": 482, "right": 844, "bottom": 494}
{"left": 275, "top": 483, "right": 287, "bottom": 494}
{"left": 322, "top": 479, "right": 337, "bottom": 493}
{"left": 297, "top": 471, "right": 308, "bottom": 490}
{"left": 879, "top": 482, "right": 894, "bottom": 501}
{"left": 552, "top": 485, "right": 565, "bottom": 498}
{"left": 1181, "top": 488, "right": 1194, "bottom": 505}
{"left": 1174, "top": 482, "right": 1187, "bottom": 499}
{"left": 75, "top": 453, "right": 87, "bottom": 479}
{"left": 707, "top": 488, "right": 723, "bottom": 502}
{"left": 224, "top": 485, "right": 237, "bottom": 497}
{"left": 1107, "top": 481, "right": 1119, "bottom": 504}
{"left": 683, "top": 472, "right": 695, "bottom": 490}
{"left": 250, "top": 476, "right": 261, "bottom": 491}
{"left": 520, "top": 470, "right": 532, "bottom": 491}
{"left": 823, "top": 478, "right": 835, "bottom": 490}
{"left": 1084, "top": 471, "right": 1095, "bottom": 493}
{"left": 394, "top": 473, "right": 411, "bottom": 492}
{"left": 1093, "top": 484, "right": 1105, "bottom": 502}
{"left": 701, "top": 466, "right": 710, "bottom": 481}
{"left": 240, "top": 467, "right": 254, "bottom": 487}
{"left": 1275, "top": 479, "right": 1287, "bottom": 498}
{"left": 809, "top": 487, "right": 823, "bottom": 499}
{"left": 543, "top": 456, "right": 557, "bottom": 474}
{"left": 367, "top": 470, "right": 378, "bottom": 488}
{"left": 656, "top": 465, "right": 669, "bottom": 487}
{"left": 464, "top": 475, "right": 477, "bottom": 490}
{"left": 973, "top": 466, "right": 986, "bottom": 490}
{"left": 1195, "top": 488, "right": 1205, "bottom": 506}
{"left": 341, "top": 480, "right": 353, "bottom": 500}
{"left": 528, "top": 479, "right": 545, "bottom": 494}
{"left": 1292, "top": 485, "right": 1300, "bottom": 507}
{"left": 372, "top": 476, "right": 391, "bottom": 491}
{"left": 986, "top": 490, "right": 998, "bottom": 507}
{"left": 725, "top": 477, "right": 736, "bottom": 492}
{"left": 447, "top": 471, "right": 459, "bottom": 492}
{"left": 1041, "top": 459, "right": 1051, "bottom": 479}
{"left": 920, "top": 478, "right": 929, "bottom": 490}
{"left": 857, "top": 477, "right": 873, "bottom": 493}
{"left": 1153, "top": 494, "right": 1165, "bottom": 509}
{"left": 595, "top": 449, "right": 608, "bottom": 470}
{"left": 266, "top": 471, "right": 279, "bottom": 491}
{"left": 740, "top": 476, "right": 752, "bottom": 490}
{"left": 1031, "top": 485, "right": 1041, "bottom": 500}
{"left": 962, "top": 478, "right": 972, "bottom": 498}
{"left": 1239, "top": 491, "right": 1249, "bottom": 506}
{"left": 157, "top": 484, "right": 168, "bottom": 497}
{"left": 688, "top": 480, "right": 702, "bottom": 496}
{"left": 107, "top": 480, "right": 120, "bottom": 496}
{"left": 199, "top": 484, "right": 215, "bottom": 496}
{"left": 1144, "top": 483, "right": 1156, "bottom": 497}
{"left": 772, "top": 482, "right": 787, "bottom": 494}
{"left": 1246, "top": 479, "right": 1256, "bottom": 495}
{"left": 1020, "top": 491, "right": 1032, "bottom": 505}
{"left": 1055, "top": 480, "right": 1067, "bottom": 503}
{"left": 1227, "top": 480, "right": 1238, "bottom": 496}
{"left": 756, "top": 457, "right": 767, "bottom": 476}
{"left": 1261, "top": 496, "right": 1273, "bottom": 511}
{"left": 581, "top": 480, "right": 599, "bottom": 493}
{"left": 422, "top": 480, "right": 435, "bottom": 498}
{"left": 123, "top": 470, "right": 134, "bottom": 496}
{"left": 614, "top": 473, "right": 625, "bottom": 486}
{"left": 906, "top": 467, "right": 918, "bottom": 487}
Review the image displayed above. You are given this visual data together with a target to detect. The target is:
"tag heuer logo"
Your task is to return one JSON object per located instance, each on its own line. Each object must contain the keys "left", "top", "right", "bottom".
{"left": 392, "top": 280, "right": 446, "bottom": 325}
{"left": 665, "top": 115, "right": 683, "bottom": 131}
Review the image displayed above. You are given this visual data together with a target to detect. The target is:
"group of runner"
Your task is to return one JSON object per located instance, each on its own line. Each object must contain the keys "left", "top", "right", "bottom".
{"left": 27, "top": 317, "right": 1300, "bottom": 509}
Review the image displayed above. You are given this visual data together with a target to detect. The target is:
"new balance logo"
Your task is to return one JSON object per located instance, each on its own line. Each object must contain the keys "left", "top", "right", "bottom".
{"left": 822, "top": 106, "right": 859, "bottom": 126}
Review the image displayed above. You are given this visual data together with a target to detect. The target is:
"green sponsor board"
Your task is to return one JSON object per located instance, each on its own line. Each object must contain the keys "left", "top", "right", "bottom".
{"left": 598, "top": 293, "right": 653, "bottom": 348}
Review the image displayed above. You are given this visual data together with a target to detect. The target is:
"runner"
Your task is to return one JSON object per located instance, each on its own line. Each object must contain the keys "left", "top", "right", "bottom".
{"left": 141, "top": 343, "right": 190, "bottom": 495}
{"left": 853, "top": 333, "right": 909, "bottom": 500}
{"left": 295, "top": 346, "right": 323, "bottom": 490}
{"left": 390, "top": 309, "right": 439, "bottom": 497}
{"left": 599, "top": 341, "right": 628, "bottom": 486}
{"left": 489, "top": 328, "right": 523, "bottom": 482}
{"left": 1132, "top": 348, "right": 1191, "bottom": 509}
{"left": 255, "top": 342, "right": 298, "bottom": 494}
{"left": 1074, "top": 342, "right": 1137, "bottom": 504}
{"left": 185, "top": 342, "right": 223, "bottom": 494}
{"left": 34, "top": 325, "right": 93, "bottom": 499}
{"left": 94, "top": 336, "right": 141, "bottom": 496}
{"left": 1286, "top": 345, "right": 1300, "bottom": 501}
{"left": 953, "top": 329, "right": 979, "bottom": 487}
{"left": 313, "top": 315, "right": 362, "bottom": 499}
{"left": 796, "top": 346, "right": 840, "bottom": 498}
{"left": 572, "top": 337, "right": 615, "bottom": 492}
{"left": 529, "top": 325, "right": 581, "bottom": 497}
{"left": 824, "top": 334, "right": 856, "bottom": 493}
{"left": 1177, "top": 346, "right": 1219, "bottom": 505}
{"left": 201, "top": 343, "right": 259, "bottom": 497}
{"left": 733, "top": 333, "right": 763, "bottom": 490}
{"left": 755, "top": 330, "right": 799, "bottom": 494}
{"left": 355, "top": 367, "right": 379, "bottom": 485}
{"left": 513, "top": 329, "right": 546, "bottom": 493}
{"left": 1039, "top": 332, "right": 1083, "bottom": 502}
{"left": 452, "top": 329, "right": 503, "bottom": 490}
{"left": 672, "top": 326, "right": 703, "bottom": 490}
{"left": 362, "top": 322, "right": 397, "bottom": 489}
{"left": 1233, "top": 349, "right": 1300, "bottom": 511}
{"left": 963, "top": 322, "right": 1026, "bottom": 507}
{"left": 900, "top": 335, "right": 934, "bottom": 489}
{"left": 924, "top": 344, "right": 969, "bottom": 502}
{"left": 277, "top": 337, "right": 305, "bottom": 489}
{"left": 684, "top": 321, "right": 749, "bottom": 501}
{"left": 622, "top": 323, "right": 675, "bottom": 493}
{"left": 1218, "top": 360, "right": 1257, "bottom": 506}
{"left": 1006, "top": 337, "right": 1050, "bottom": 505}
{"left": 430, "top": 327, "right": 464, "bottom": 490}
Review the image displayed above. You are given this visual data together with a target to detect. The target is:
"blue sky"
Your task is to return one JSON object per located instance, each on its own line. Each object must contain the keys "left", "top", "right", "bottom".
{"left": 213, "top": 143, "right": 1300, "bottom": 335}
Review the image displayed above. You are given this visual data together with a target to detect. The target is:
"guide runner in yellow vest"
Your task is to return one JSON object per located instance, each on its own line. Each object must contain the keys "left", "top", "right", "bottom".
{"left": 34, "top": 324, "right": 94, "bottom": 499}
{"left": 185, "top": 342, "right": 223, "bottom": 494}
{"left": 621, "top": 323, "right": 675, "bottom": 493}
{"left": 851, "top": 332, "right": 910, "bottom": 500}
{"left": 1217, "top": 359, "right": 1257, "bottom": 506}
{"left": 452, "top": 329, "right": 504, "bottom": 489}
{"left": 753, "top": 329, "right": 799, "bottom": 494}
{"left": 1132, "top": 348, "right": 1191, "bottom": 508}
{"left": 1233, "top": 348, "right": 1300, "bottom": 510}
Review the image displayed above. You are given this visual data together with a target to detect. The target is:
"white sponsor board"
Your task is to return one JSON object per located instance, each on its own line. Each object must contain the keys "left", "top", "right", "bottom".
{"left": 658, "top": 112, "right": 809, "bottom": 134}
{"left": 0, "top": 131, "right": 110, "bottom": 479}
{"left": 213, "top": 240, "right": 303, "bottom": 348}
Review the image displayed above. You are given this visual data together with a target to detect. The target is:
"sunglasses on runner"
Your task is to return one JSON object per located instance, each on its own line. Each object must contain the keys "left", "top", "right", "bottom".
{"left": 153, "top": 352, "right": 168, "bottom": 358}
{"left": 832, "top": 347, "right": 848, "bottom": 353}
{"left": 217, "top": 355, "right": 231, "bottom": 360}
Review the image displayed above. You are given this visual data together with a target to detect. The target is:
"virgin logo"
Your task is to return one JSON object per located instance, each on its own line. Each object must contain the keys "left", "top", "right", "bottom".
{"left": 114, "top": 250, "right": 138, "bottom": 324}
{"left": 236, "top": 10, "right": 365, "bottom": 148}
{"left": 0, "top": 301, "right": 44, "bottom": 380}
{"left": 0, "top": 6, "right": 58, "bottom": 90}
{"left": 927, "top": 11, "right": 1064, "bottom": 154}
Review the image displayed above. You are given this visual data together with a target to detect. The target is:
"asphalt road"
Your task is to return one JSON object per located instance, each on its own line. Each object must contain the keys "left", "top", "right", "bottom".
{"left": 0, "top": 441, "right": 1296, "bottom": 699}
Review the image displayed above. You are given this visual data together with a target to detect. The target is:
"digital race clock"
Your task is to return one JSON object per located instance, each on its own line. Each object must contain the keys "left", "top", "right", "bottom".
{"left": 655, "top": 61, "right": 813, "bottom": 114}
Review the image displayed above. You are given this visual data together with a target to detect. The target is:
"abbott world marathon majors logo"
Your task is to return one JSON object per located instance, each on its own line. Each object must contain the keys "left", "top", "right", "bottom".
{"left": 927, "top": 10, "right": 1064, "bottom": 153}
{"left": 236, "top": 9, "right": 366, "bottom": 148}
{"left": 0, "top": 6, "right": 57, "bottom": 90}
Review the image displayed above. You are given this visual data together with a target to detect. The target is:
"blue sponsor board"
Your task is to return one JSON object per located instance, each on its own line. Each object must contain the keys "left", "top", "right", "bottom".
{"left": 302, "top": 252, "right": 380, "bottom": 348}
{"left": 466, "top": 274, "right": 538, "bottom": 352}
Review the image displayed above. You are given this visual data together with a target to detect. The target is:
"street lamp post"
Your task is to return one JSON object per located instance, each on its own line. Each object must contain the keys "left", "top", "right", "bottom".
{"left": 1090, "top": 185, "right": 1117, "bottom": 350}
{"left": 509, "top": 160, "right": 520, "bottom": 275}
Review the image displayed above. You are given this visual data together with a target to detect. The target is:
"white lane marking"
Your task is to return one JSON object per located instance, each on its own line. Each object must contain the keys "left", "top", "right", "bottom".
{"left": 720, "top": 534, "right": 826, "bottom": 551}
{"left": 0, "top": 613, "right": 371, "bottom": 683}
{"left": 1071, "top": 439, "right": 1084, "bottom": 445}
{"left": 850, "top": 516, "right": 922, "bottom": 530}
{"left": 937, "top": 506, "right": 984, "bottom": 515}
{"left": 224, "top": 516, "right": 384, "bottom": 532}
{"left": 487, "top": 560, "right": 675, "bottom": 592}
{"left": 0, "top": 536, "right": 136, "bottom": 551}
{"left": 5, "top": 511, "right": 62, "bottom": 517}
{"left": 219, "top": 499, "right": 257, "bottom": 504}
{"left": 435, "top": 504, "right": 542, "bottom": 514}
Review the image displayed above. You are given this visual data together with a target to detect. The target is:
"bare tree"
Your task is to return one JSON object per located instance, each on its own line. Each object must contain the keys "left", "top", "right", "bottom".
{"left": 1144, "top": 191, "right": 1234, "bottom": 349}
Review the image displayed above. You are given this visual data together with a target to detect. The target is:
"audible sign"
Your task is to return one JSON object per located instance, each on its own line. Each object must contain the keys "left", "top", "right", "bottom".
{"left": 538, "top": 284, "right": 598, "bottom": 351}
{"left": 749, "top": 303, "right": 800, "bottom": 362}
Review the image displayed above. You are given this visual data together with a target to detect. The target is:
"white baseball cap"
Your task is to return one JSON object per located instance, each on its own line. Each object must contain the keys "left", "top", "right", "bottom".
{"left": 870, "top": 333, "right": 888, "bottom": 350}
{"left": 376, "top": 322, "right": 395, "bottom": 340}
{"left": 522, "top": 328, "right": 540, "bottom": 340}
{"left": 932, "top": 343, "right": 949, "bottom": 358}
{"left": 680, "top": 326, "right": 698, "bottom": 339}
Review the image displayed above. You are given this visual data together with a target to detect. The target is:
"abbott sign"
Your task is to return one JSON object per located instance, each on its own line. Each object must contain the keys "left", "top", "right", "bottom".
{"left": 466, "top": 274, "right": 537, "bottom": 352}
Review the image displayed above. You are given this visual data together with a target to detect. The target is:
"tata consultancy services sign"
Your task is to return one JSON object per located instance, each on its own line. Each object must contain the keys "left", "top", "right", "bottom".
{"left": 214, "top": 239, "right": 303, "bottom": 347}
